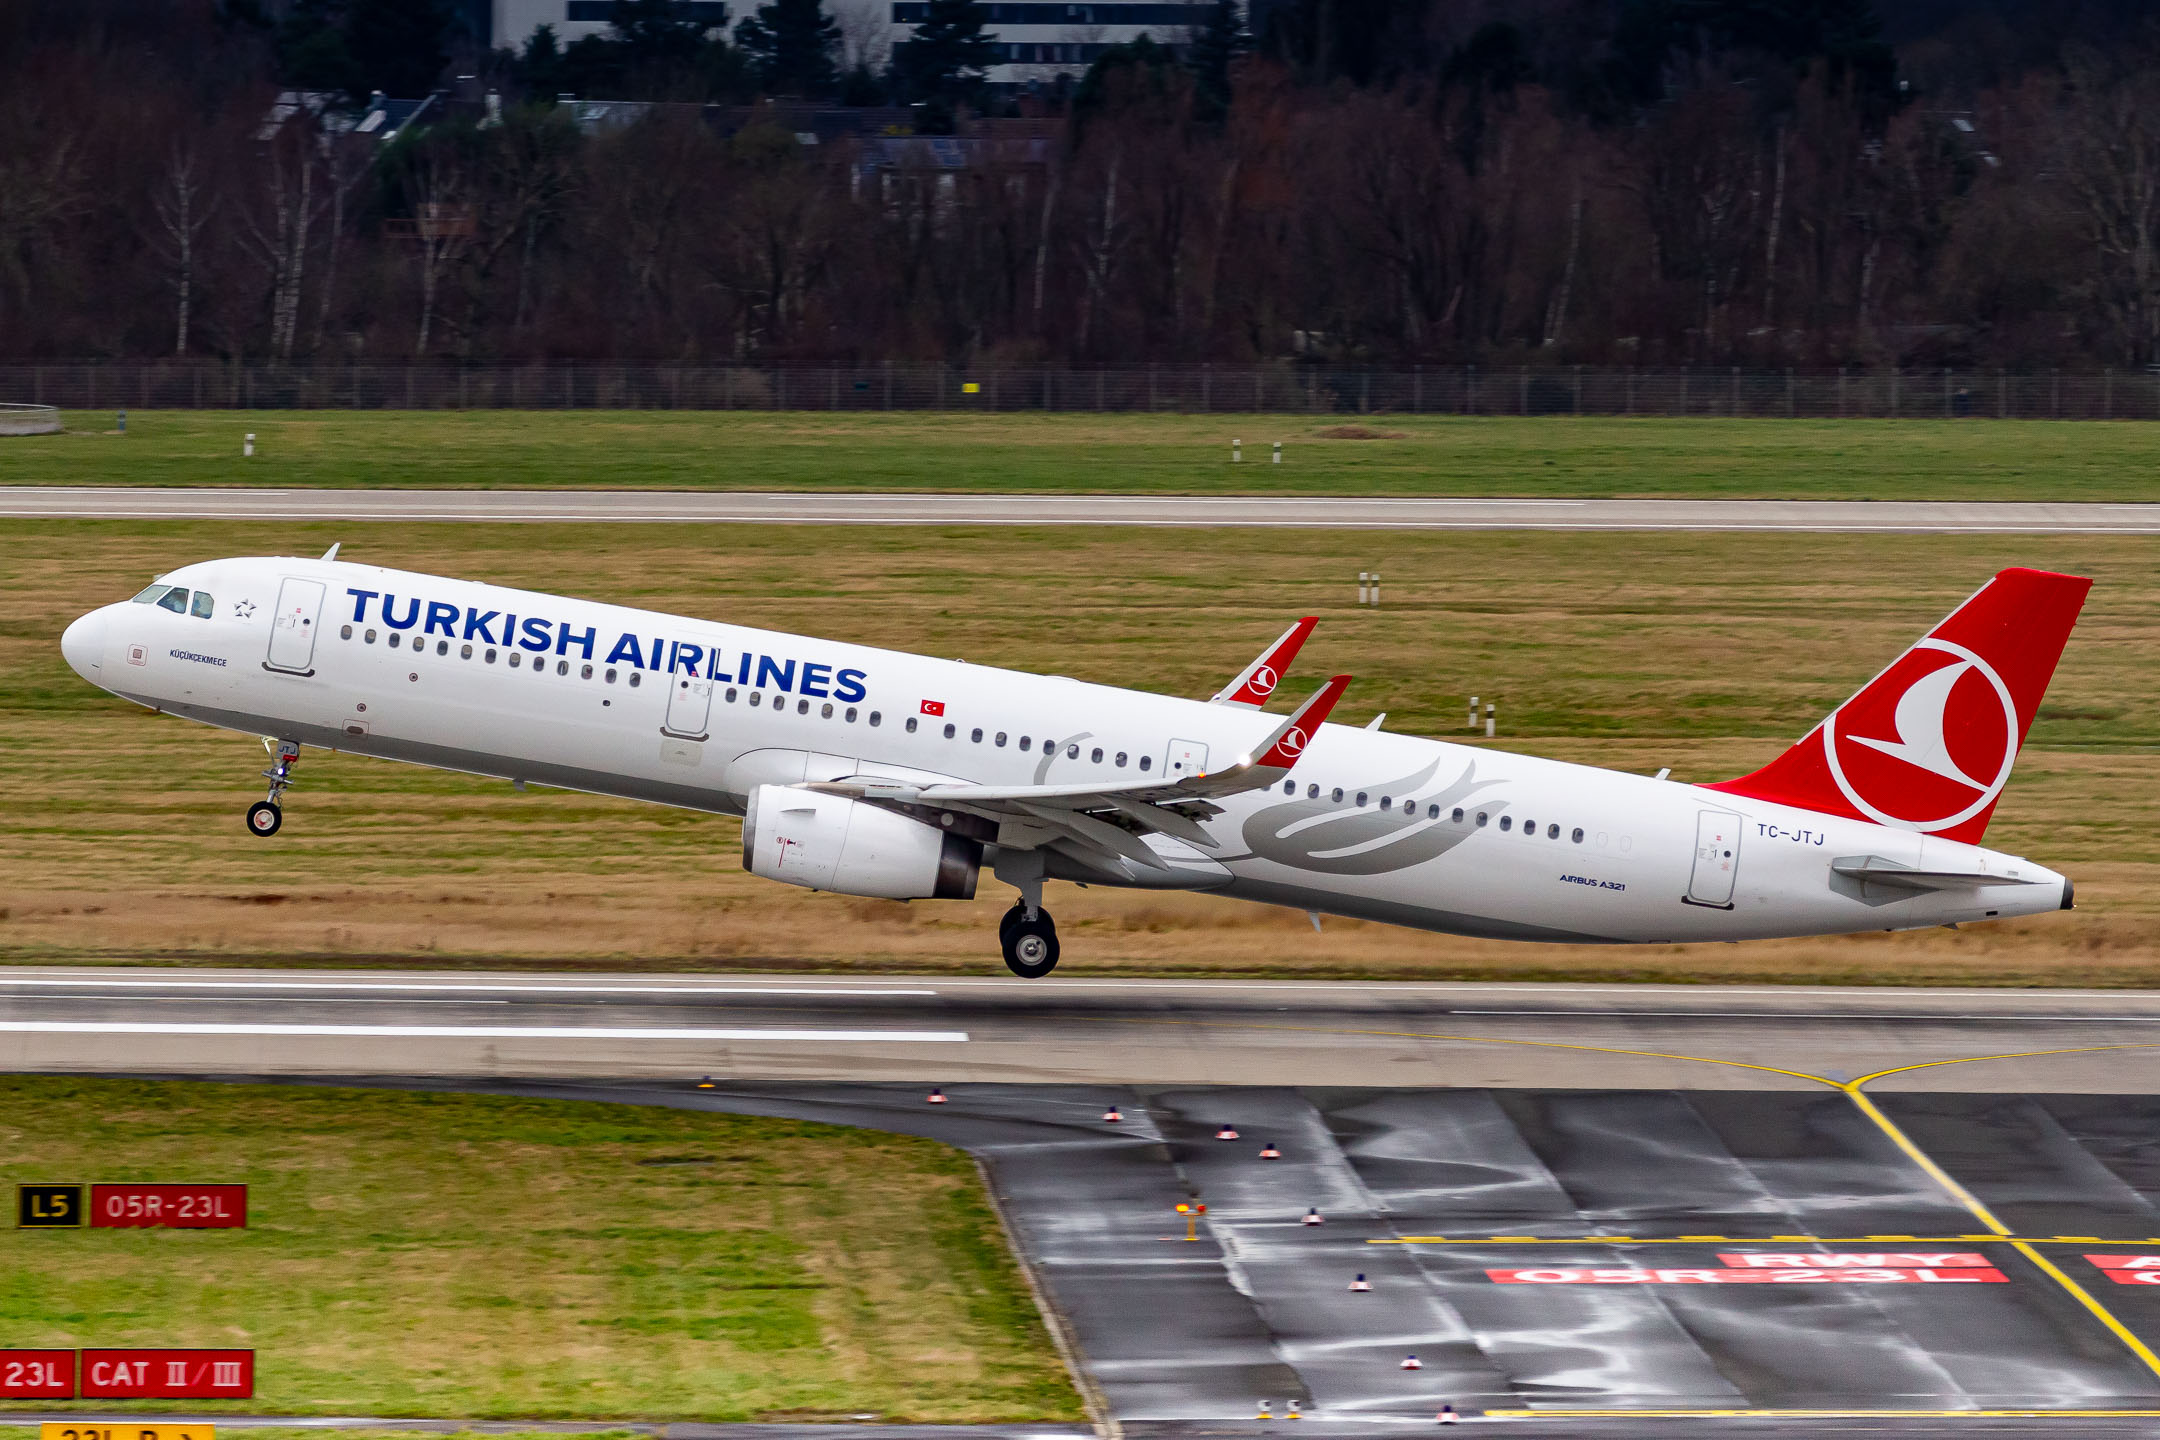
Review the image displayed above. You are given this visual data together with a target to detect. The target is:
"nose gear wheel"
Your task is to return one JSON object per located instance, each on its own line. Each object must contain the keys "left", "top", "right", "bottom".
{"left": 247, "top": 737, "right": 302, "bottom": 837}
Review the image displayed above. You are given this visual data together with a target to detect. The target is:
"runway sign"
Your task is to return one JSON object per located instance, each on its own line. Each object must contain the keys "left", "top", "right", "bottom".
{"left": 79, "top": 1350, "right": 253, "bottom": 1398}
{"left": 1, "top": 1351, "right": 75, "bottom": 1397}
{"left": 90, "top": 1184, "right": 246, "bottom": 1229}
{"left": 1719, "top": 1252, "right": 1993, "bottom": 1268}
{"left": 1489, "top": 1266, "right": 2008, "bottom": 1284}
{"left": 2087, "top": 1255, "right": 2160, "bottom": 1284}
{"left": 16, "top": 1184, "right": 84, "bottom": 1227}
{"left": 41, "top": 1426, "right": 214, "bottom": 1440}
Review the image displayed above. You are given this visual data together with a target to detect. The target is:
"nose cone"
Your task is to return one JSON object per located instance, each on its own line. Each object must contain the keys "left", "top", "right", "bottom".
{"left": 61, "top": 607, "right": 107, "bottom": 682}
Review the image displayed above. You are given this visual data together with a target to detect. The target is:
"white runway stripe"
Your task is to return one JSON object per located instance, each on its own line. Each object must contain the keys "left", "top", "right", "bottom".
{"left": 0, "top": 1021, "right": 966, "bottom": 1041}
{"left": 0, "top": 979, "right": 934, "bottom": 996}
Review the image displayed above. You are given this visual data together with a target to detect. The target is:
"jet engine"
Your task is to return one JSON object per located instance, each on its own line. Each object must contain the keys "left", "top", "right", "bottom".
{"left": 743, "top": 785, "right": 979, "bottom": 900}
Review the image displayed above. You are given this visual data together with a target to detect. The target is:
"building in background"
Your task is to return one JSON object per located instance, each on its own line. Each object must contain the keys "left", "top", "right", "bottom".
{"left": 493, "top": 0, "right": 1217, "bottom": 87}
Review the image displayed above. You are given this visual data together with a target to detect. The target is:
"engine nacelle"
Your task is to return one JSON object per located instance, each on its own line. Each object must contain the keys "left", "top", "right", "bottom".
{"left": 743, "top": 785, "right": 979, "bottom": 900}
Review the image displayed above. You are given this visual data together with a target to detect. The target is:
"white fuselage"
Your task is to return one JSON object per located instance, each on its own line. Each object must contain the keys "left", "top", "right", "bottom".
{"left": 62, "top": 556, "right": 2070, "bottom": 945}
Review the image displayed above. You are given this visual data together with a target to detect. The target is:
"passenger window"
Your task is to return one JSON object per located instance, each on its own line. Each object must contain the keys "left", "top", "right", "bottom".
{"left": 365, "top": 629, "right": 377, "bottom": 644}
{"left": 340, "top": 624, "right": 353, "bottom": 640}
{"left": 132, "top": 584, "right": 170, "bottom": 604}
{"left": 628, "top": 671, "right": 640, "bottom": 686}
{"left": 822, "top": 703, "right": 834, "bottom": 718}
{"left": 1452, "top": 807, "right": 1463, "bottom": 822}
{"left": 557, "top": 660, "right": 570, "bottom": 675}
{"left": 798, "top": 699, "right": 810, "bottom": 714}
{"left": 869, "top": 711, "right": 882, "bottom": 726}
{"left": 906, "top": 716, "right": 917, "bottom": 732}
{"left": 1356, "top": 792, "right": 1368, "bottom": 807}
{"left": 157, "top": 588, "right": 190, "bottom": 614}
{"left": 1331, "top": 787, "right": 1344, "bottom": 802}
{"left": 438, "top": 640, "right": 450, "bottom": 656}
{"left": 725, "top": 686, "right": 737, "bottom": 701}
{"left": 972, "top": 727, "right": 983, "bottom": 742}
{"left": 1067, "top": 743, "right": 1080, "bottom": 759}
{"left": 1476, "top": 811, "right": 1488, "bottom": 826}
{"left": 463, "top": 644, "right": 475, "bottom": 660}
{"left": 507, "top": 650, "right": 519, "bottom": 666}
{"left": 581, "top": 663, "right": 593, "bottom": 679}
{"left": 1307, "top": 784, "right": 1319, "bottom": 798}
{"left": 943, "top": 722, "right": 956, "bottom": 739}
{"left": 1571, "top": 827, "right": 1584, "bottom": 843}
{"left": 1500, "top": 816, "right": 1513, "bottom": 831}
{"left": 1549, "top": 823, "right": 1560, "bottom": 839}
{"left": 1019, "top": 736, "right": 1032, "bottom": 751}
{"left": 1284, "top": 780, "right": 1296, "bottom": 795}
{"left": 191, "top": 592, "right": 214, "bottom": 618}
{"left": 1379, "top": 796, "right": 1391, "bottom": 811}
{"left": 1138, "top": 756, "right": 1150, "bottom": 771}
{"left": 845, "top": 706, "right": 857, "bottom": 722}
{"left": 1115, "top": 752, "right": 1127, "bottom": 767}
{"left": 389, "top": 633, "right": 403, "bottom": 649}
{"left": 751, "top": 692, "right": 763, "bottom": 707}
{"left": 1091, "top": 747, "right": 1103, "bottom": 763}
{"left": 604, "top": 667, "right": 616, "bottom": 682}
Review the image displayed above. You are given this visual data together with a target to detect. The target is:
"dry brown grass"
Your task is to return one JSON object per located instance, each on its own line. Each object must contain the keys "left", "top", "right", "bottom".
{"left": 4, "top": 520, "right": 2156, "bottom": 984}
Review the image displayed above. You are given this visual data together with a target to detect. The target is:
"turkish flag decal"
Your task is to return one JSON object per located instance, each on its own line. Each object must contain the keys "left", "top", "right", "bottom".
{"left": 920, "top": 699, "right": 945, "bottom": 716}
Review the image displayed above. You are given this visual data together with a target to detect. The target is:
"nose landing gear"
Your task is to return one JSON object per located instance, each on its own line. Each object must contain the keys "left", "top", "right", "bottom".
{"left": 247, "top": 738, "right": 302, "bottom": 837}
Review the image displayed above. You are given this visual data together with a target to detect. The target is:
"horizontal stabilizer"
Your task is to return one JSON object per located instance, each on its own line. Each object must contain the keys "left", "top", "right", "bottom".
{"left": 1830, "top": 855, "right": 2045, "bottom": 892}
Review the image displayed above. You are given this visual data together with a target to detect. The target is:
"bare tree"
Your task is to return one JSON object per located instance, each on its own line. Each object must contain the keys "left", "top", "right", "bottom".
{"left": 2053, "top": 45, "right": 2160, "bottom": 364}
{"left": 238, "top": 124, "right": 322, "bottom": 361}
{"left": 406, "top": 152, "right": 475, "bottom": 356}
{"left": 148, "top": 142, "right": 218, "bottom": 355}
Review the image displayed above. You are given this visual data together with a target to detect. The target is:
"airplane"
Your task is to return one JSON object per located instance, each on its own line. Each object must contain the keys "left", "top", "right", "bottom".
{"left": 59, "top": 555, "right": 2085, "bottom": 977}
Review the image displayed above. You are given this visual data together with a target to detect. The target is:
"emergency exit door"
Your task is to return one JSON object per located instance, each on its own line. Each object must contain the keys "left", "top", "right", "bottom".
{"left": 1164, "top": 738, "right": 1210, "bottom": 779}
{"left": 1685, "top": 808, "right": 1742, "bottom": 908}
{"left": 265, "top": 578, "right": 325, "bottom": 674}
{"left": 663, "top": 673, "right": 713, "bottom": 740}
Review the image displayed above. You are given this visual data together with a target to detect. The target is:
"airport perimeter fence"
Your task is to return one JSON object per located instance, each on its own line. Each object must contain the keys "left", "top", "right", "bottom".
{"left": 10, "top": 361, "right": 2160, "bottom": 420}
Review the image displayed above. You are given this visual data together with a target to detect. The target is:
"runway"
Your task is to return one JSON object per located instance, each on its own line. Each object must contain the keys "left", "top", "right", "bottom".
{"left": 3, "top": 967, "right": 2155, "bottom": 1089}
{"left": 7, "top": 487, "right": 2160, "bottom": 531}
{"left": 12, "top": 967, "right": 2160, "bottom": 1431}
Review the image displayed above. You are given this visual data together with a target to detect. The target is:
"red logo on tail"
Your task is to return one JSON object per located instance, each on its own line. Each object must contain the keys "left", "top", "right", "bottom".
{"left": 1823, "top": 640, "right": 2018, "bottom": 831}
{"left": 1707, "top": 568, "right": 2090, "bottom": 843}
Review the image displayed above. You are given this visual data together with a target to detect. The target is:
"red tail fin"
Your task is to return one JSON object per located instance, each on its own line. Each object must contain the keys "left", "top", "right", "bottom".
{"left": 1704, "top": 568, "right": 2090, "bottom": 842}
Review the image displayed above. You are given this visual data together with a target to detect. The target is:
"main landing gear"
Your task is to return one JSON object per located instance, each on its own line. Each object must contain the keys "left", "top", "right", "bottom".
{"left": 999, "top": 902, "right": 1060, "bottom": 979}
{"left": 247, "top": 738, "right": 302, "bottom": 838}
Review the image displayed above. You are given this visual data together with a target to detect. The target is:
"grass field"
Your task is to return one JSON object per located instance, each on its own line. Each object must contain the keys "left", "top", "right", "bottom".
{"left": 3, "top": 518, "right": 2155, "bottom": 986}
{"left": 0, "top": 1079, "right": 1080, "bottom": 1423}
{"left": 4, "top": 410, "right": 2159, "bottom": 499}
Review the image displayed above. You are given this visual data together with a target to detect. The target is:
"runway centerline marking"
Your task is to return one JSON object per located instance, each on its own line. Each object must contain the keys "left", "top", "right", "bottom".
{"left": 0, "top": 1022, "right": 967, "bottom": 1042}
{"left": 4, "top": 995, "right": 512, "bottom": 1006}
{"left": 0, "top": 979, "right": 936, "bottom": 997}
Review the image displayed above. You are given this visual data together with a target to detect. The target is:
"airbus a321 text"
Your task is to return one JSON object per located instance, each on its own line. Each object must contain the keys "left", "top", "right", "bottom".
{"left": 61, "top": 556, "right": 2085, "bottom": 977}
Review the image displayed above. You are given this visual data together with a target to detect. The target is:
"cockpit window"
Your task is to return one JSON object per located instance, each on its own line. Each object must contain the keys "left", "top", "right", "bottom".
{"left": 156, "top": 587, "right": 191, "bottom": 614}
{"left": 132, "top": 584, "right": 172, "bottom": 604}
{"left": 190, "top": 592, "right": 214, "bottom": 618}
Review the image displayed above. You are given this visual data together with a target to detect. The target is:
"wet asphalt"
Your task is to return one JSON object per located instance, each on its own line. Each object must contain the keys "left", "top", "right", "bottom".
{"left": 181, "top": 1076, "right": 2160, "bottom": 1434}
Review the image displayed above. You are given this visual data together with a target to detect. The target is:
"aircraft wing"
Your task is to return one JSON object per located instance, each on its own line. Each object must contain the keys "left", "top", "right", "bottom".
{"left": 1210, "top": 617, "right": 1317, "bottom": 707}
{"left": 805, "top": 676, "right": 1351, "bottom": 870}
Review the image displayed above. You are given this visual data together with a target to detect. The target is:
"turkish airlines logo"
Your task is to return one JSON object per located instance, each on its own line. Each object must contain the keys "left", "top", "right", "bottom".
{"left": 1247, "top": 664, "right": 1279, "bottom": 697}
{"left": 1273, "top": 724, "right": 1307, "bottom": 757}
{"left": 1822, "top": 639, "right": 2018, "bottom": 832}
